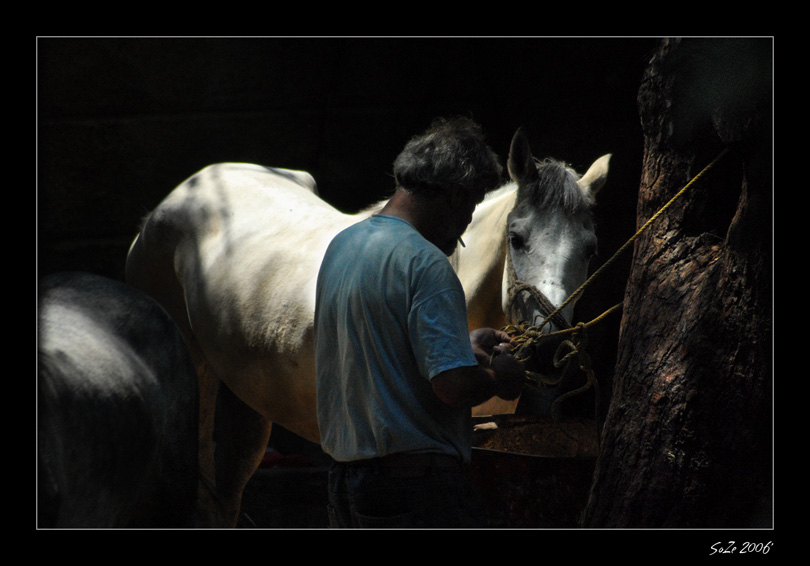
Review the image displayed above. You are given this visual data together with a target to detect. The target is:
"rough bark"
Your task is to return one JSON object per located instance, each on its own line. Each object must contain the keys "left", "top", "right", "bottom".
{"left": 583, "top": 38, "right": 772, "bottom": 528}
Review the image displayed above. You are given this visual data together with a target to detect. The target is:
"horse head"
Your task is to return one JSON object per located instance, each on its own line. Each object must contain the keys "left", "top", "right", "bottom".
{"left": 502, "top": 128, "right": 610, "bottom": 387}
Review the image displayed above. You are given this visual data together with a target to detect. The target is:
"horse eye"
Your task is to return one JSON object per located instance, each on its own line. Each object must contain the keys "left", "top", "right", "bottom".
{"left": 585, "top": 240, "right": 598, "bottom": 259}
{"left": 509, "top": 232, "right": 525, "bottom": 250}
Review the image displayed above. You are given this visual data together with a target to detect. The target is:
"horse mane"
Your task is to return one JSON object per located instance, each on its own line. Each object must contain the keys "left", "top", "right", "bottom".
{"left": 358, "top": 198, "right": 388, "bottom": 215}
{"left": 515, "top": 158, "right": 593, "bottom": 214}
{"left": 482, "top": 183, "right": 516, "bottom": 203}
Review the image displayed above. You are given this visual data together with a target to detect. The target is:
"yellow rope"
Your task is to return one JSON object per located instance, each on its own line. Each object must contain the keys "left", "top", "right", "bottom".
{"left": 549, "top": 323, "right": 599, "bottom": 422}
{"left": 504, "top": 302, "right": 623, "bottom": 361}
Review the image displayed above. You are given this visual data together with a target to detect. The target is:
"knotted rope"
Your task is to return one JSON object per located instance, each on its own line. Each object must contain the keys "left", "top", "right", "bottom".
{"left": 549, "top": 322, "right": 599, "bottom": 420}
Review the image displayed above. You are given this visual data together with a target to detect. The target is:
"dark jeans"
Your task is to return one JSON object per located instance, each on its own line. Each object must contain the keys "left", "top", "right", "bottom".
{"left": 327, "top": 454, "right": 488, "bottom": 528}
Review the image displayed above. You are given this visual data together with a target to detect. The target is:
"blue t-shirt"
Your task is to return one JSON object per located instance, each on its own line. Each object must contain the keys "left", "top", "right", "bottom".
{"left": 314, "top": 215, "right": 478, "bottom": 463}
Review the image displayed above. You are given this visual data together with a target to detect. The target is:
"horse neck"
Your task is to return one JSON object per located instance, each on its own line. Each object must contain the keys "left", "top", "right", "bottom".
{"left": 453, "top": 184, "right": 517, "bottom": 330}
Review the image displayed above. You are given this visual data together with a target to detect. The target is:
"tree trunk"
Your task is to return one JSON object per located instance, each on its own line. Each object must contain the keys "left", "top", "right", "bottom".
{"left": 582, "top": 38, "right": 772, "bottom": 528}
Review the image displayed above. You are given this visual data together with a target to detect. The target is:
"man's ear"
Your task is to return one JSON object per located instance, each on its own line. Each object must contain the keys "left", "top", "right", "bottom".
{"left": 447, "top": 185, "right": 466, "bottom": 207}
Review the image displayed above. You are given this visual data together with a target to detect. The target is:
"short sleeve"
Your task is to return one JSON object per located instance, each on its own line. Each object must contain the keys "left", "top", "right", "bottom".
{"left": 408, "top": 287, "right": 478, "bottom": 380}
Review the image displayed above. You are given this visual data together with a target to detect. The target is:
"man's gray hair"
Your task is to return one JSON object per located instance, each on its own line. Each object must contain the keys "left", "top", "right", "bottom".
{"left": 393, "top": 117, "right": 503, "bottom": 198}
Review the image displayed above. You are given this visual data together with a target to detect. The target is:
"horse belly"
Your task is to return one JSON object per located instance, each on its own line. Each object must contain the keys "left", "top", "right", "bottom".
{"left": 230, "top": 350, "right": 322, "bottom": 443}
{"left": 181, "top": 249, "right": 317, "bottom": 387}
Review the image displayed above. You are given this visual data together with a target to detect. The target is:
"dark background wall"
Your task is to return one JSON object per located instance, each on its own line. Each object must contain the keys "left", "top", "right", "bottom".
{"left": 37, "top": 37, "right": 661, "bottom": 418}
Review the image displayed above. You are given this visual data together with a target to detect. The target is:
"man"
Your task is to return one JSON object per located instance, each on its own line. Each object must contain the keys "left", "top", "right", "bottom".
{"left": 314, "top": 117, "right": 525, "bottom": 528}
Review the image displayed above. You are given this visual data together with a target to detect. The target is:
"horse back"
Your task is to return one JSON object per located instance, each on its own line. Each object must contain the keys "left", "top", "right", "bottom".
{"left": 125, "top": 163, "right": 353, "bottom": 423}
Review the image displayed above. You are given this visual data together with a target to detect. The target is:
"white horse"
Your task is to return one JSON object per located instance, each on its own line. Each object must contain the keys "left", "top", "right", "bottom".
{"left": 125, "top": 129, "right": 610, "bottom": 527}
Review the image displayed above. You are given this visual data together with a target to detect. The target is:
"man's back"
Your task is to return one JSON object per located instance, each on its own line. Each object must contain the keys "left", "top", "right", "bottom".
{"left": 314, "top": 214, "right": 477, "bottom": 463}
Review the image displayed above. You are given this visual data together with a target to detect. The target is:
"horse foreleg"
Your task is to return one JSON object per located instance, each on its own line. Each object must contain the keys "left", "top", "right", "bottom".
{"left": 214, "top": 383, "right": 273, "bottom": 528}
{"left": 195, "top": 359, "right": 225, "bottom": 527}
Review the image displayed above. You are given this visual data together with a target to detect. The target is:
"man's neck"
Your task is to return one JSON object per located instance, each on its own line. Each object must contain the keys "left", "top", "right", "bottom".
{"left": 379, "top": 190, "right": 429, "bottom": 234}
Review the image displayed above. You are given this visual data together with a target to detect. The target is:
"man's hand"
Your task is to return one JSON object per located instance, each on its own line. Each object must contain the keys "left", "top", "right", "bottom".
{"left": 431, "top": 328, "right": 525, "bottom": 408}
{"left": 469, "top": 328, "right": 525, "bottom": 401}
{"left": 469, "top": 327, "right": 517, "bottom": 365}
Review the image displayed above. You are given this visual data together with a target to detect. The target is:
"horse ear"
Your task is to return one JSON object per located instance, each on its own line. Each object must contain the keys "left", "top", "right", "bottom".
{"left": 578, "top": 153, "right": 611, "bottom": 200}
{"left": 507, "top": 128, "right": 539, "bottom": 184}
